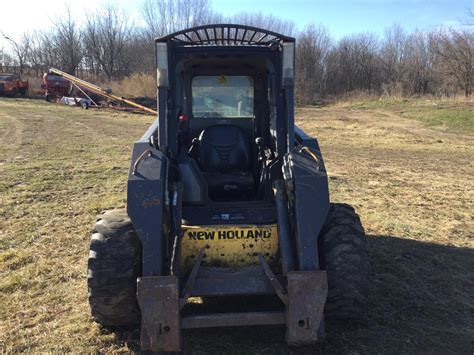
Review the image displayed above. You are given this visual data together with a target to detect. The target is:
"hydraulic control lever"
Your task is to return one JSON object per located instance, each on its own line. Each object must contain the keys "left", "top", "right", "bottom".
{"left": 255, "top": 137, "right": 266, "bottom": 163}
{"left": 256, "top": 137, "right": 275, "bottom": 199}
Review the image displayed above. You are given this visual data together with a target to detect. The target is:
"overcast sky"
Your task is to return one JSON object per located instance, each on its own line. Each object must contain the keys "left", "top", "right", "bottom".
{"left": 1, "top": 0, "right": 472, "bottom": 46}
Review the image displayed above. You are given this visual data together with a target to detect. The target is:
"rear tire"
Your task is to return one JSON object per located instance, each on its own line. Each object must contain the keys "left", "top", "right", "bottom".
{"left": 45, "top": 94, "right": 56, "bottom": 103}
{"left": 88, "top": 210, "right": 142, "bottom": 327}
{"left": 319, "top": 203, "right": 369, "bottom": 321}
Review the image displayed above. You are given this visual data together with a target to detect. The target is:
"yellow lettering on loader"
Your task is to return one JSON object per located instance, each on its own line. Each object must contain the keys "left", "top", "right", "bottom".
{"left": 181, "top": 224, "right": 278, "bottom": 271}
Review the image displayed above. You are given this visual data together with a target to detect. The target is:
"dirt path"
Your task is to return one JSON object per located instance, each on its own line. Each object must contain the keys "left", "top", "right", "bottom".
{"left": 0, "top": 110, "right": 27, "bottom": 163}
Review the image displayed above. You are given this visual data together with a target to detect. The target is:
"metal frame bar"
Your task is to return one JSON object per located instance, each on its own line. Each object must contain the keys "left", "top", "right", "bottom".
{"left": 183, "top": 32, "right": 194, "bottom": 43}
{"left": 72, "top": 83, "right": 99, "bottom": 107}
{"left": 155, "top": 24, "right": 295, "bottom": 46}
{"left": 182, "top": 312, "right": 286, "bottom": 329}
{"left": 194, "top": 30, "right": 203, "bottom": 43}
{"left": 204, "top": 28, "right": 211, "bottom": 44}
{"left": 241, "top": 28, "right": 248, "bottom": 44}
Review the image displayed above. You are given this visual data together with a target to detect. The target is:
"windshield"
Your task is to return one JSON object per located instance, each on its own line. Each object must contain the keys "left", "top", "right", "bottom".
{"left": 192, "top": 76, "right": 254, "bottom": 118}
{"left": 46, "top": 75, "right": 67, "bottom": 82}
{"left": 0, "top": 75, "right": 14, "bottom": 81}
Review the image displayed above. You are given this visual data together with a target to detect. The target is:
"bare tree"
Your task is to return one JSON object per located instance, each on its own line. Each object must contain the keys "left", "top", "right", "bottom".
{"left": 229, "top": 12, "right": 295, "bottom": 36}
{"left": 296, "top": 24, "right": 331, "bottom": 103}
{"left": 141, "top": 0, "right": 217, "bottom": 38}
{"left": 50, "top": 6, "right": 83, "bottom": 74}
{"left": 402, "top": 30, "right": 437, "bottom": 95}
{"left": 27, "top": 32, "right": 48, "bottom": 76}
{"left": 139, "top": 0, "right": 217, "bottom": 74}
{"left": 38, "top": 31, "right": 62, "bottom": 72}
{"left": 431, "top": 29, "right": 474, "bottom": 97}
{"left": 380, "top": 24, "right": 408, "bottom": 94}
{"left": 462, "top": 8, "right": 474, "bottom": 26}
{"left": 83, "top": 5, "right": 134, "bottom": 79}
{"left": 1, "top": 32, "right": 30, "bottom": 75}
{"left": 326, "top": 33, "right": 380, "bottom": 95}
{"left": 126, "top": 31, "right": 156, "bottom": 74}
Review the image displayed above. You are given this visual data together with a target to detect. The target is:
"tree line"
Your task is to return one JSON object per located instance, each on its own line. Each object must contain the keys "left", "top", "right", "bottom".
{"left": 1, "top": 0, "right": 472, "bottom": 101}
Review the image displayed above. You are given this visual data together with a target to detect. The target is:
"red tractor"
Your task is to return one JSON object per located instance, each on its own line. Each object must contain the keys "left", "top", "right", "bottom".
{"left": 0, "top": 73, "right": 28, "bottom": 96}
{"left": 41, "top": 72, "right": 71, "bottom": 102}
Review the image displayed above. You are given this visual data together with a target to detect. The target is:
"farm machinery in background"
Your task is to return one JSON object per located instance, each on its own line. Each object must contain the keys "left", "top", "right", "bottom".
{"left": 0, "top": 73, "right": 28, "bottom": 96}
{"left": 42, "top": 68, "right": 157, "bottom": 115}
{"left": 41, "top": 72, "right": 71, "bottom": 102}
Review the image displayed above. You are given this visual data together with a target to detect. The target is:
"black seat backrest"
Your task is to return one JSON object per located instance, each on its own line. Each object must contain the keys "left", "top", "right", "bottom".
{"left": 198, "top": 125, "right": 250, "bottom": 173}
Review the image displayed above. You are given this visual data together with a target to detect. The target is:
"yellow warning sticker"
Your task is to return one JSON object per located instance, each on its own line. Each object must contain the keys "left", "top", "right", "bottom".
{"left": 218, "top": 74, "right": 227, "bottom": 85}
{"left": 181, "top": 224, "right": 278, "bottom": 270}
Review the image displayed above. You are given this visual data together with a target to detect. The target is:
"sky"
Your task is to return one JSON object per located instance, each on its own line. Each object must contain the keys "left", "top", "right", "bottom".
{"left": 0, "top": 0, "right": 472, "bottom": 47}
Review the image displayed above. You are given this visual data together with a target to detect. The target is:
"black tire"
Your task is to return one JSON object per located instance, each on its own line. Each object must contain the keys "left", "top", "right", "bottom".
{"left": 45, "top": 94, "right": 56, "bottom": 103}
{"left": 81, "top": 101, "right": 89, "bottom": 109}
{"left": 88, "top": 210, "right": 142, "bottom": 327}
{"left": 319, "top": 203, "right": 369, "bottom": 321}
{"left": 19, "top": 88, "right": 28, "bottom": 96}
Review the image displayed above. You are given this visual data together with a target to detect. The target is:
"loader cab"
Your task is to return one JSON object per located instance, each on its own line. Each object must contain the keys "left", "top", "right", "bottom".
{"left": 152, "top": 25, "right": 296, "bottom": 204}
{"left": 125, "top": 27, "right": 333, "bottom": 351}
{"left": 127, "top": 25, "right": 331, "bottom": 278}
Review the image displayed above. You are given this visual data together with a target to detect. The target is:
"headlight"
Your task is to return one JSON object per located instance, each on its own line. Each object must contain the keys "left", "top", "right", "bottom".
{"left": 156, "top": 42, "right": 169, "bottom": 88}
{"left": 282, "top": 42, "right": 295, "bottom": 87}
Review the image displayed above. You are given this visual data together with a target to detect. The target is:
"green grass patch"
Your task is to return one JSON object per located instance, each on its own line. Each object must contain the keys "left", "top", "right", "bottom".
{"left": 348, "top": 98, "right": 474, "bottom": 134}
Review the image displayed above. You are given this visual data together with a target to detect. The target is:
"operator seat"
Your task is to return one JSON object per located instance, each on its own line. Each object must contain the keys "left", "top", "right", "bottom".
{"left": 197, "top": 125, "right": 254, "bottom": 199}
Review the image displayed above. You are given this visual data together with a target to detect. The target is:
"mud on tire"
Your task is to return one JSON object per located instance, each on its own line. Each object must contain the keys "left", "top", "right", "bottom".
{"left": 88, "top": 210, "right": 142, "bottom": 327}
{"left": 319, "top": 203, "right": 369, "bottom": 321}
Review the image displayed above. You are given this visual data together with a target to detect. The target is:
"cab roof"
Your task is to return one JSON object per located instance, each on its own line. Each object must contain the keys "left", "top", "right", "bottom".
{"left": 155, "top": 24, "right": 295, "bottom": 47}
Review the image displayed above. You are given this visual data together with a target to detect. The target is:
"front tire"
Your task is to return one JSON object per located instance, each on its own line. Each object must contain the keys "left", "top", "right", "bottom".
{"left": 87, "top": 210, "right": 142, "bottom": 327}
{"left": 319, "top": 203, "right": 369, "bottom": 321}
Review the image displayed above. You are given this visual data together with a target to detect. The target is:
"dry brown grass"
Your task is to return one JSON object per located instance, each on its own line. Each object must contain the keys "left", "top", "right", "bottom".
{"left": 107, "top": 73, "right": 156, "bottom": 98}
{"left": 22, "top": 76, "right": 44, "bottom": 96}
{"left": 0, "top": 97, "right": 473, "bottom": 352}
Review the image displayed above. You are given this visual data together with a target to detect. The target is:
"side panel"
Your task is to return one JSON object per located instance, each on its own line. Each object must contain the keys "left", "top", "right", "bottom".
{"left": 128, "top": 141, "right": 168, "bottom": 276}
{"left": 286, "top": 128, "right": 330, "bottom": 271}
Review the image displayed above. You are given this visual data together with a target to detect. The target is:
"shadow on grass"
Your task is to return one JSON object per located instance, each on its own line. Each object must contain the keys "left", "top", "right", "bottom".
{"left": 111, "top": 235, "right": 474, "bottom": 353}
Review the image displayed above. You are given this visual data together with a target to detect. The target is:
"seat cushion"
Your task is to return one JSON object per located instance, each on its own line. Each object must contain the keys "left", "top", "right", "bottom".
{"left": 197, "top": 125, "right": 254, "bottom": 199}
{"left": 198, "top": 125, "right": 250, "bottom": 173}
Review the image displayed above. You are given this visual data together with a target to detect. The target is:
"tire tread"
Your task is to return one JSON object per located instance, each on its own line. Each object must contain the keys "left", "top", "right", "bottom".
{"left": 87, "top": 209, "right": 141, "bottom": 327}
{"left": 319, "top": 203, "right": 369, "bottom": 320}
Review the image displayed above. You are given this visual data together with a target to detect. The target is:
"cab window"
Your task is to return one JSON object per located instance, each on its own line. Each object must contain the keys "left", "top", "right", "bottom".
{"left": 192, "top": 76, "right": 254, "bottom": 118}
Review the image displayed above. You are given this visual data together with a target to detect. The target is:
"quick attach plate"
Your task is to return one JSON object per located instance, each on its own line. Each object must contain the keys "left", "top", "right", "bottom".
{"left": 137, "top": 276, "right": 180, "bottom": 352}
{"left": 286, "top": 271, "right": 328, "bottom": 345}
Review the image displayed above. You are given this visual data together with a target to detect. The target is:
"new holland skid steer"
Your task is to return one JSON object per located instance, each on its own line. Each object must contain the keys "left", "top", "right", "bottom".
{"left": 87, "top": 24, "right": 369, "bottom": 352}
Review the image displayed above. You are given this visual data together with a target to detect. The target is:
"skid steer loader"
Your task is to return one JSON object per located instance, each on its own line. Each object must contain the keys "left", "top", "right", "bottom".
{"left": 87, "top": 24, "right": 369, "bottom": 352}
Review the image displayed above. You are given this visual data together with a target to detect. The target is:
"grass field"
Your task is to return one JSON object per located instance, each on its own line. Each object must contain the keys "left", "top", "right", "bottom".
{"left": 340, "top": 98, "right": 474, "bottom": 134}
{"left": 1, "top": 97, "right": 473, "bottom": 353}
